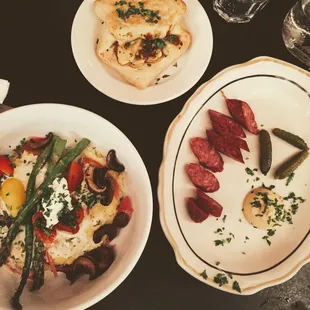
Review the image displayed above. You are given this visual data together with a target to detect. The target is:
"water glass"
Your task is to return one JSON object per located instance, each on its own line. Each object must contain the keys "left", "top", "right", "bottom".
{"left": 213, "top": 0, "right": 269, "bottom": 23}
{"left": 282, "top": 0, "right": 310, "bottom": 67}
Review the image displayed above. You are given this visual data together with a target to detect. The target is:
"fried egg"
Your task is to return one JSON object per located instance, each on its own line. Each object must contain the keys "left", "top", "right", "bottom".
{"left": 0, "top": 147, "right": 126, "bottom": 270}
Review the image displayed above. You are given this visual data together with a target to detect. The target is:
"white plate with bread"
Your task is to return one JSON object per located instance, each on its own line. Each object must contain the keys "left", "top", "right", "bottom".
{"left": 71, "top": 0, "right": 213, "bottom": 105}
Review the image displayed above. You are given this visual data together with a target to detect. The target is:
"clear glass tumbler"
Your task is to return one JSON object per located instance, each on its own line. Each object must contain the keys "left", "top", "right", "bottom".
{"left": 282, "top": 0, "right": 310, "bottom": 67}
{"left": 213, "top": 0, "right": 269, "bottom": 23}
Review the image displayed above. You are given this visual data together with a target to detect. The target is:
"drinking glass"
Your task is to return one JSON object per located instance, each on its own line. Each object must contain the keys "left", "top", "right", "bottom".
{"left": 213, "top": 0, "right": 269, "bottom": 23}
{"left": 282, "top": 0, "right": 310, "bottom": 67}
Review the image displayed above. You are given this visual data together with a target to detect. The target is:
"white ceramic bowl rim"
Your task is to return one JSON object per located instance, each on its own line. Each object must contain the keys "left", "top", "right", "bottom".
{"left": 0, "top": 103, "right": 153, "bottom": 310}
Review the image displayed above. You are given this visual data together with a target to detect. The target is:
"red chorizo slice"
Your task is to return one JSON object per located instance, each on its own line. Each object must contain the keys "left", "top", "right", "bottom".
{"left": 222, "top": 92, "right": 259, "bottom": 135}
{"left": 208, "top": 109, "right": 246, "bottom": 138}
{"left": 196, "top": 189, "right": 223, "bottom": 218}
{"left": 207, "top": 130, "right": 244, "bottom": 163}
{"left": 220, "top": 133, "right": 249, "bottom": 152}
{"left": 190, "top": 138, "right": 224, "bottom": 172}
{"left": 186, "top": 163, "right": 220, "bottom": 192}
{"left": 187, "top": 197, "right": 209, "bottom": 223}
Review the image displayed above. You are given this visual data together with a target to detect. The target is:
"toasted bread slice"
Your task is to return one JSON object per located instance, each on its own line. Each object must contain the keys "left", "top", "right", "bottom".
{"left": 94, "top": 0, "right": 187, "bottom": 45}
{"left": 96, "top": 24, "right": 191, "bottom": 89}
{"left": 94, "top": 0, "right": 191, "bottom": 90}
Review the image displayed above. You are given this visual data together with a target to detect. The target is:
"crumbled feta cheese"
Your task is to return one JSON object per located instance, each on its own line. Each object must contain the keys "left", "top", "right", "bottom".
{"left": 42, "top": 178, "right": 73, "bottom": 228}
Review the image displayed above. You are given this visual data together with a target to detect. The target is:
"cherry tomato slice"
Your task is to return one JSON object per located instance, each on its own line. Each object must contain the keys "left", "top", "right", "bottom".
{"left": 67, "top": 162, "right": 83, "bottom": 192}
{"left": 32, "top": 211, "right": 57, "bottom": 243}
{"left": 34, "top": 227, "right": 57, "bottom": 243}
{"left": 0, "top": 155, "right": 14, "bottom": 175}
{"left": 118, "top": 196, "right": 133, "bottom": 217}
{"left": 81, "top": 157, "right": 104, "bottom": 168}
{"left": 32, "top": 211, "right": 44, "bottom": 223}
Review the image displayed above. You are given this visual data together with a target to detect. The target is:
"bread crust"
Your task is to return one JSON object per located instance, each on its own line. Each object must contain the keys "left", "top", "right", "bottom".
{"left": 94, "top": 0, "right": 191, "bottom": 89}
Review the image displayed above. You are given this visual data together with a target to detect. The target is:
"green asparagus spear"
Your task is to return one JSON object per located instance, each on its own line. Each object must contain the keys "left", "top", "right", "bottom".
{"left": 46, "top": 137, "right": 67, "bottom": 176}
{"left": 0, "top": 138, "right": 90, "bottom": 266}
{"left": 30, "top": 234, "right": 45, "bottom": 292}
{"left": 31, "top": 137, "right": 67, "bottom": 292}
{"left": 10, "top": 223, "right": 33, "bottom": 310}
{"left": 11, "top": 137, "right": 57, "bottom": 308}
{"left": 26, "top": 137, "right": 56, "bottom": 199}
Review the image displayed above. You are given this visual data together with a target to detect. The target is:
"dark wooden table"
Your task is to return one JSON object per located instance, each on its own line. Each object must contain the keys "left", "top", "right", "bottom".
{"left": 0, "top": 0, "right": 309, "bottom": 309}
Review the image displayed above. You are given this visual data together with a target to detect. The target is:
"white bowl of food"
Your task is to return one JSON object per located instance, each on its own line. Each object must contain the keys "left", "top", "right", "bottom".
{"left": 0, "top": 104, "right": 153, "bottom": 310}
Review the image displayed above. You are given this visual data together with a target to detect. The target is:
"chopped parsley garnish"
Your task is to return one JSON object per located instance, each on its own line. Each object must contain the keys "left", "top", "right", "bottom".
{"left": 200, "top": 270, "right": 208, "bottom": 279}
{"left": 245, "top": 167, "right": 254, "bottom": 176}
{"left": 214, "top": 273, "right": 228, "bottom": 287}
{"left": 162, "top": 75, "right": 170, "bottom": 79}
{"left": 44, "top": 208, "right": 52, "bottom": 217}
{"left": 226, "top": 238, "right": 232, "bottom": 243}
{"left": 164, "top": 34, "right": 180, "bottom": 45}
{"left": 214, "top": 240, "right": 225, "bottom": 246}
{"left": 286, "top": 173, "right": 295, "bottom": 186}
{"left": 242, "top": 252, "right": 246, "bottom": 255}
{"left": 10, "top": 163, "right": 16, "bottom": 168}
{"left": 251, "top": 200, "right": 262, "bottom": 208}
{"left": 262, "top": 236, "right": 271, "bottom": 246}
{"left": 173, "top": 62, "right": 178, "bottom": 67}
{"left": 232, "top": 281, "right": 242, "bottom": 293}
{"left": 215, "top": 261, "right": 220, "bottom": 266}
{"left": 222, "top": 215, "right": 227, "bottom": 223}
{"left": 262, "top": 183, "right": 275, "bottom": 191}
{"left": 115, "top": 1, "right": 161, "bottom": 23}
{"left": 245, "top": 236, "right": 249, "bottom": 240}
{"left": 291, "top": 203, "right": 299, "bottom": 215}
{"left": 229, "top": 233, "right": 235, "bottom": 239}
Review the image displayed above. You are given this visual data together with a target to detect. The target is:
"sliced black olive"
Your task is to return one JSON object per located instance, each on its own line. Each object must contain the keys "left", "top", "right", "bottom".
{"left": 0, "top": 215, "right": 7, "bottom": 227}
{"left": 72, "top": 256, "right": 98, "bottom": 282}
{"left": 0, "top": 212, "right": 12, "bottom": 228}
{"left": 28, "top": 132, "right": 53, "bottom": 149}
{"left": 113, "top": 212, "right": 130, "bottom": 228}
{"left": 93, "top": 224, "right": 117, "bottom": 244}
{"left": 99, "top": 176, "right": 114, "bottom": 206}
{"left": 85, "top": 166, "right": 106, "bottom": 194}
{"left": 93, "top": 167, "right": 109, "bottom": 188}
{"left": 88, "top": 246, "right": 115, "bottom": 275}
{"left": 106, "top": 150, "right": 125, "bottom": 172}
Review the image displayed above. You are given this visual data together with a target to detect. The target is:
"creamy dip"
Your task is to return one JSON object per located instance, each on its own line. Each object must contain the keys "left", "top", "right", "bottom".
{"left": 243, "top": 187, "right": 285, "bottom": 229}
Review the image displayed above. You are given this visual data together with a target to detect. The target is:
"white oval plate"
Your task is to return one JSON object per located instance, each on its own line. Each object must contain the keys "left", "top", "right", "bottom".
{"left": 158, "top": 57, "right": 310, "bottom": 295}
{"left": 0, "top": 104, "right": 153, "bottom": 309}
{"left": 71, "top": 0, "right": 213, "bottom": 105}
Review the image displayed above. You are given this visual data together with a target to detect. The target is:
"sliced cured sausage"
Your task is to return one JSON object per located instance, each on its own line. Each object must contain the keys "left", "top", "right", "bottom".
{"left": 221, "top": 92, "right": 259, "bottom": 135}
{"left": 206, "top": 130, "right": 244, "bottom": 163}
{"left": 186, "top": 163, "right": 220, "bottom": 192}
{"left": 187, "top": 198, "right": 209, "bottom": 223}
{"left": 190, "top": 138, "right": 224, "bottom": 172}
{"left": 208, "top": 109, "right": 246, "bottom": 138}
{"left": 221, "top": 133, "right": 249, "bottom": 152}
{"left": 196, "top": 189, "right": 223, "bottom": 218}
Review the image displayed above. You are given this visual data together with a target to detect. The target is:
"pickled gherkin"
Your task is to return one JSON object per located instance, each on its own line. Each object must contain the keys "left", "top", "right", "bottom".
{"left": 274, "top": 150, "right": 309, "bottom": 179}
{"left": 273, "top": 128, "right": 309, "bottom": 150}
{"left": 259, "top": 129, "right": 272, "bottom": 175}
